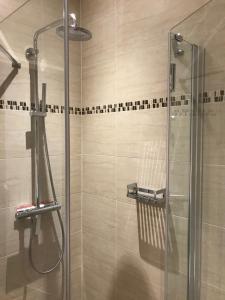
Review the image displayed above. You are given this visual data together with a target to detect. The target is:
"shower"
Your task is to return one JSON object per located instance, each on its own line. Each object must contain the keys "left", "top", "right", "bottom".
{"left": 15, "top": 12, "right": 92, "bottom": 275}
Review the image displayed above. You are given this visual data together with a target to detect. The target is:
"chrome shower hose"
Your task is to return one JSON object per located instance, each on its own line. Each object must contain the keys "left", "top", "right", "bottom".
{"left": 29, "top": 121, "right": 65, "bottom": 275}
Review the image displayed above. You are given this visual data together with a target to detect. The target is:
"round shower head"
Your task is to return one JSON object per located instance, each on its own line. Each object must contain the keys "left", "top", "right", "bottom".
{"left": 56, "top": 25, "right": 92, "bottom": 41}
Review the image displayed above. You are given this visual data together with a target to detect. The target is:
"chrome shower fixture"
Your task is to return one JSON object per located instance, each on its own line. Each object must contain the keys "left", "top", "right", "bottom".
{"left": 173, "top": 33, "right": 184, "bottom": 56}
{"left": 22, "top": 11, "right": 92, "bottom": 276}
{"left": 25, "top": 12, "right": 92, "bottom": 109}
{"left": 26, "top": 12, "right": 92, "bottom": 60}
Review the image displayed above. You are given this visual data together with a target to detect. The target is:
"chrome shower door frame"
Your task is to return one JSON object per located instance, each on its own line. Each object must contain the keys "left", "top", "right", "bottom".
{"left": 187, "top": 43, "right": 204, "bottom": 300}
{"left": 63, "top": 0, "right": 71, "bottom": 299}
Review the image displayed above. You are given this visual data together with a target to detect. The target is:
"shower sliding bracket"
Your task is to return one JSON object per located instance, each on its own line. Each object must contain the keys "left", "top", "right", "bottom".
{"left": 30, "top": 83, "right": 47, "bottom": 117}
{"left": 127, "top": 183, "right": 166, "bottom": 206}
{"left": 30, "top": 111, "right": 47, "bottom": 117}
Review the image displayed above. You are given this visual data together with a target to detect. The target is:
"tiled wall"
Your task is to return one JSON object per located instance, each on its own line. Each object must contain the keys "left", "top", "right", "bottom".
{"left": 80, "top": 1, "right": 208, "bottom": 300}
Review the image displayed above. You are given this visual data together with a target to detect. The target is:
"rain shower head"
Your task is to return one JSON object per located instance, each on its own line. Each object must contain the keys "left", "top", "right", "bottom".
{"left": 56, "top": 25, "right": 92, "bottom": 41}
{"left": 55, "top": 12, "right": 92, "bottom": 41}
{"left": 29, "top": 12, "right": 92, "bottom": 55}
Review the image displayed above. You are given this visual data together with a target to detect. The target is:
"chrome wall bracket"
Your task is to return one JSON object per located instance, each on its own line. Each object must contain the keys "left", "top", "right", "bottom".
{"left": 127, "top": 183, "right": 166, "bottom": 206}
{"left": 172, "top": 33, "right": 184, "bottom": 56}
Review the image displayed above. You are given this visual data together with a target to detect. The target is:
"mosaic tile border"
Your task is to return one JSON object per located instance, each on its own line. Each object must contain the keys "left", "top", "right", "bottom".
{"left": 0, "top": 100, "right": 81, "bottom": 115}
{"left": 0, "top": 89, "right": 224, "bottom": 115}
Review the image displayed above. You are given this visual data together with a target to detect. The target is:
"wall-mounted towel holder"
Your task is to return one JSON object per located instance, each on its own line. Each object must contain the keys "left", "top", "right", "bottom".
{"left": 127, "top": 183, "right": 166, "bottom": 206}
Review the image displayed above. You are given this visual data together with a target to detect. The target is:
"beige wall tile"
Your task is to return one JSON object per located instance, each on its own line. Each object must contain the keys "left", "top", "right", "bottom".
{"left": 116, "top": 0, "right": 208, "bottom": 26}
{"left": 83, "top": 192, "right": 115, "bottom": 242}
{"left": 0, "top": 112, "right": 30, "bottom": 159}
{"left": 201, "top": 223, "right": 225, "bottom": 291}
{"left": 82, "top": 114, "right": 116, "bottom": 156}
{"left": 70, "top": 115, "right": 81, "bottom": 156}
{"left": 71, "top": 155, "right": 82, "bottom": 194}
{"left": 71, "top": 267, "right": 82, "bottom": 300}
{"left": 0, "top": 157, "right": 31, "bottom": 209}
{"left": 82, "top": 61, "right": 116, "bottom": 107}
{"left": 115, "top": 247, "right": 164, "bottom": 300}
{"left": 83, "top": 266, "right": 115, "bottom": 300}
{"left": 203, "top": 103, "right": 225, "bottom": 165}
{"left": 81, "top": 0, "right": 115, "bottom": 23}
{"left": 83, "top": 154, "right": 115, "bottom": 199}
{"left": 82, "top": 13, "right": 116, "bottom": 107}
{"left": 83, "top": 231, "right": 115, "bottom": 281}
{"left": 70, "top": 193, "right": 81, "bottom": 234}
{"left": 201, "top": 283, "right": 225, "bottom": 300}
{"left": 71, "top": 231, "right": 82, "bottom": 272}
{"left": 116, "top": 110, "right": 166, "bottom": 159}
{"left": 202, "top": 164, "right": 225, "bottom": 228}
{"left": 116, "top": 45, "right": 167, "bottom": 99}
{"left": 0, "top": 0, "right": 28, "bottom": 22}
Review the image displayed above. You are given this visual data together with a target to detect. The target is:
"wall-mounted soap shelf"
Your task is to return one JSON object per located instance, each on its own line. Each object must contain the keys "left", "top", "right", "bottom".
{"left": 15, "top": 202, "right": 61, "bottom": 220}
{"left": 127, "top": 183, "right": 166, "bottom": 206}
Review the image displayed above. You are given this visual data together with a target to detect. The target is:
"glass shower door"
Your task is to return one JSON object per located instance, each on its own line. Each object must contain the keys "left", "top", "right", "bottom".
{"left": 0, "top": 1, "right": 69, "bottom": 299}
{"left": 167, "top": 33, "right": 203, "bottom": 300}
{"left": 167, "top": 1, "right": 225, "bottom": 300}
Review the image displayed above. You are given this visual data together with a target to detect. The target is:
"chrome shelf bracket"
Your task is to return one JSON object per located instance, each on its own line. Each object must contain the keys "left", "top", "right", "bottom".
{"left": 127, "top": 183, "right": 166, "bottom": 206}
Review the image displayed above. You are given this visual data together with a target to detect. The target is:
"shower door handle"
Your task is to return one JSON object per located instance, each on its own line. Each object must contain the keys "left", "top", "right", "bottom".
{"left": 170, "top": 63, "right": 176, "bottom": 92}
{"left": 41, "top": 83, "right": 47, "bottom": 112}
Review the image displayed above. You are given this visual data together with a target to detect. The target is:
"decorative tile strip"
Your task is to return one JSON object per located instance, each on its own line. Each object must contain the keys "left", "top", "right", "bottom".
{"left": 81, "top": 98, "right": 168, "bottom": 115}
{"left": 0, "top": 99, "right": 81, "bottom": 115}
{"left": 0, "top": 89, "right": 224, "bottom": 115}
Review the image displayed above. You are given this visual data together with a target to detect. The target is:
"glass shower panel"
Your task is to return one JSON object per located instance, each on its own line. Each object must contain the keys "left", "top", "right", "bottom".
{"left": 167, "top": 0, "right": 225, "bottom": 299}
{"left": 0, "top": 1, "right": 67, "bottom": 299}
{"left": 167, "top": 36, "right": 193, "bottom": 300}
